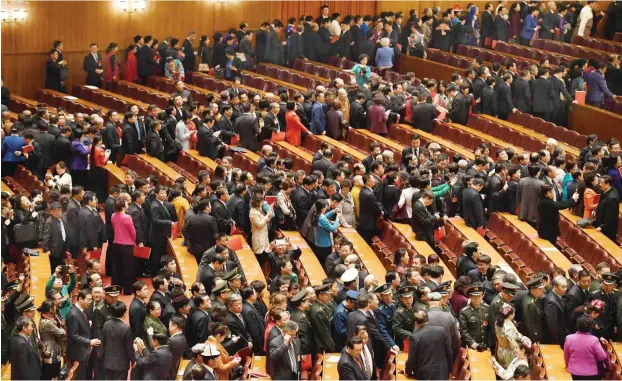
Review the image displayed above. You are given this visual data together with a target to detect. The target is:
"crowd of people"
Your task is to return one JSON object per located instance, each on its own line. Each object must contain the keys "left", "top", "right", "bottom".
{"left": 2, "top": 1, "right": 622, "bottom": 381}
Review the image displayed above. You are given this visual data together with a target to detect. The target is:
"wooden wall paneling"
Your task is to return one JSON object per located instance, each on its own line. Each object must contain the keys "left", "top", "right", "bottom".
{"left": 270, "top": 1, "right": 377, "bottom": 24}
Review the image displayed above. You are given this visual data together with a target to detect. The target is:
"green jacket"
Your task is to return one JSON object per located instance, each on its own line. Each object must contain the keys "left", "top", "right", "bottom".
{"left": 45, "top": 272, "right": 77, "bottom": 320}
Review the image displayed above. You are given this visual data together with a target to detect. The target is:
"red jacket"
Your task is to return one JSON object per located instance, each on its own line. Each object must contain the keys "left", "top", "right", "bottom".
{"left": 104, "top": 51, "right": 119, "bottom": 82}
{"left": 285, "top": 110, "right": 309, "bottom": 146}
{"left": 123, "top": 52, "right": 138, "bottom": 82}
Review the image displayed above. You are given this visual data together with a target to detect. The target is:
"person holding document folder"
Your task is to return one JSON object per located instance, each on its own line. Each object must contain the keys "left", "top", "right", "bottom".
{"left": 111, "top": 196, "right": 137, "bottom": 295}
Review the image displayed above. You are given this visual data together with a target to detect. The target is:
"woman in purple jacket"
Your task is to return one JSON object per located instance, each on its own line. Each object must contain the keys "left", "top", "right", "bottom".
{"left": 368, "top": 95, "right": 389, "bottom": 136}
{"left": 586, "top": 61, "right": 615, "bottom": 108}
{"left": 70, "top": 129, "right": 90, "bottom": 188}
{"left": 564, "top": 315, "right": 608, "bottom": 380}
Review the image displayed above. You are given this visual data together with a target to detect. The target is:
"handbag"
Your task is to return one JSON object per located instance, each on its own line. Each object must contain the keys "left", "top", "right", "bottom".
{"left": 391, "top": 203, "right": 409, "bottom": 221}
{"left": 434, "top": 226, "right": 446, "bottom": 242}
{"left": 59, "top": 66, "right": 69, "bottom": 81}
{"left": 13, "top": 222, "right": 38, "bottom": 244}
{"left": 214, "top": 67, "right": 224, "bottom": 79}
{"left": 272, "top": 131, "right": 286, "bottom": 141}
{"left": 198, "top": 47, "right": 210, "bottom": 72}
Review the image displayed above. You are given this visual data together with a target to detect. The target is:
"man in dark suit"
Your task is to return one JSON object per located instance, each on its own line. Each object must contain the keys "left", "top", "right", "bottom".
{"left": 481, "top": 77, "right": 498, "bottom": 117}
{"left": 65, "top": 186, "right": 83, "bottom": 258}
{"left": 150, "top": 186, "right": 177, "bottom": 275}
{"left": 594, "top": 176, "right": 620, "bottom": 242}
{"left": 242, "top": 287, "right": 266, "bottom": 354}
{"left": 67, "top": 290, "right": 98, "bottom": 381}
{"left": 312, "top": 149, "right": 333, "bottom": 178}
{"left": 287, "top": 25, "right": 305, "bottom": 66}
{"left": 146, "top": 121, "right": 165, "bottom": 161}
{"left": 480, "top": 3, "right": 495, "bottom": 47}
{"left": 226, "top": 294, "right": 252, "bottom": 353}
{"left": 227, "top": 184, "right": 251, "bottom": 238}
{"left": 350, "top": 93, "right": 367, "bottom": 129}
{"left": 292, "top": 176, "right": 316, "bottom": 228}
{"left": 411, "top": 191, "right": 439, "bottom": 249}
{"left": 488, "top": 163, "right": 508, "bottom": 215}
{"left": 122, "top": 112, "right": 145, "bottom": 158}
{"left": 497, "top": 73, "right": 517, "bottom": 120}
{"left": 565, "top": 269, "right": 591, "bottom": 332}
{"left": 268, "top": 320, "right": 301, "bottom": 380}
{"left": 196, "top": 117, "right": 220, "bottom": 159}
{"left": 401, "top": 134, "right": 424, "bottom": 168}
{"left": 449, "top": 84, "right": 472, "bottom": 125}
{"left": 532, "top": 69, "right": 556, "bottom": 122}
{"left": 129, "top": 281, "right": 149, "bottom": 339}
{"left": 128, "top": 190, "right": 149, "bottom": 248}
{"left": 264, "top": 22, "right": 285, "bottom": 65}
{"left": 103, "top": 112, "right": 121, "bottom": 164}
{"left": 41, "top": 201, "right": 68, "bottom": 272}
{"left": 462, "top": 178, "right": 487, "bottom": 229}
{"left": 542, "top": 275, "right": 568, "bottom": 346}
{"left": 183, "top": 199, "right": 218, "bottom": 263}
{"left": 338, "top": 337, "right": 370, "bottom": 380}
{"left": 214, "top": 106, "right": 236, "bottom": 145}
{"left": 211, "top": 188, "right": 234, "bottom": 235}
{"left": 181, "top": 31, "right": 196, "bottom": 82}
{"left": 357, "top": 174, "right": 383, "bottom": 244}
{"left": 261, "top": 103, "right": 281, "bottom": 141}
{"left": 188, "top": 294, "right": 211, "bottom": 348}
{"left": 405, "top": 310, "right": 453, "bottom": 380}
{"left": 550, "top": 66, "right": 572, "bottom": 126}
{"left": 83, "top": 43, "right": 103, "bottom": 87}
{"left": 101, "top": 301, "right": 135, "bottom": 380}
{"left": 494, "top": 7, "right": 509, "bottom": 41}
{"left": 34, "top": 121, "right": 56, "bottom": 171}
{"left": 9, "top": 316, "right": 42, "bottom": 380}
{"left": 540, "top": 3, "right": 560, "bottom": 39}
{"left": 136, "top": 36, "right": 156, "bottom": 85}
{"left": 78, "top": 191, "right": 106, "bottom": 257}
{"left": 54, "top": 126, "right": 73, "bottom": 165}
{"left": 103, "top": 186, "right": 119, "bottom": 275}
{"left": 513, "top": 70, "right": 532, "bottom": 113}
{"left": 235, "top": 103, "right": 260, "bottom": 152}
{"left": 411, "top": 94, "right": 437, "bottom": 133}
{"left": 134, "top": 333, "right": 173, "bottom": 380}
{"left": 167, "top": 315, "right": 187, "bottom": 380}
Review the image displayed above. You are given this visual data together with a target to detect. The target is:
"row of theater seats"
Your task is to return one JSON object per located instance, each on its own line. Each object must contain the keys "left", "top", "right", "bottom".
{"left": 466, "top": 114, "right": 548, "bottom": 153}
{"left": 260, "top": 140, "right": 312, "bottom": 173}
{"left": 556, "top": 218, "right": 619, "bottom": 274}
{"left": 167, "top": 150, "right": 211, "bottom": 184}
{"left": 108, "top": 81, "right": 170, "bottom": 110}
{"left": 325, "top": 56, "right": 404, "bottom": 84}
{"left": 484, "top": 213, "right": 556, "bottom": 280}
{"left": 35, "top": 89, "right": 100, "bottom": 117}
{"left": 572, "top": 35, "right": 622, "bottom": 55}
{"left": 604, "top": 97, "right": 622, "bottom": 116}
{"left": 615, "top": 33, "right": 622, "bottom": 43}
{"left": 450, "top": 349, "right": 472, "bottom": 381}
{"left": 227, "top": 150, "right": 258, "bottom": 175}
{"left": 256, "top": 63, "right": 328, "bottom": 90}
{"left": 532, "top": 38, "right": 609, "bottom": 63}
{"left": 148, "top": 76, "right": 220, "bottom": 106}
{"left": 490, "top": 41, "right": 571, "bottom": 67}
{"left": 121, "top": 155, "right": 175, "bottom": 188}
{"left": 242, "top": 72, "right": 299, "bottom": 94}
{"left": 372, "top": 221, "right": 417, "bottom": 270}
{"left": 344, "top": 129, "right": 403, "bottom": 164}
{"left": 3, "top": 165, "right": 49, "bottom": 200}
{"left": 8, "top": 98, "right": 47, "bottom": 115}
{"left": 292, "top": 59, "right": 353, "bottom": 83}
{"left": 301, "top": 135, "right": 359, "bottom": 163}
{"left": 433, "top": 47, "right": 533, "bottom": 71}
{"left": 192, "top": 74, "right": 249, "bottom": 95}
{"left": 505, "top": 111, "right": 585, "bottom": 149}
{"left": 386, "top": 123, "right": 467, "bottom": 162}
{"left": 602, "top": 340, "right": 622, "bottom": 380}
{"left": 456, "top": 43, "right": 556, "bottom": 68}
{"left": 73, "top": 85, "right": 145, "bottom": 114}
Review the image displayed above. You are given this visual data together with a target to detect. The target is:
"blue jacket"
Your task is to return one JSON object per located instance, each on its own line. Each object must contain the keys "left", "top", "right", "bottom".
{"left": 314, "top": 209, "right": 339, "bottom": 248}
{"left": 520, "top": 15, "right": 538, "bottom": 40}
{"left": 586, "top": 70, "right": 614, "bottom": 103}
{"left": 1, "top": 135, "right": 26, "bottom": 163}
{"left": 376, "top": 303, "right": 396, "bottom": 347}
{"left": 332, "top": 302, "right": 349, "bottom": 347}
{"left": 71, "top": 140, "right": 89, "bottom": 170}
{"left": 310, "top": 101, "right": 326, "bottom": 134}
{"left": 375, "top": 47, "right": 395, "bottom": 68}
{"left": 609, "top": 169, "right": 622, "bottom": 197}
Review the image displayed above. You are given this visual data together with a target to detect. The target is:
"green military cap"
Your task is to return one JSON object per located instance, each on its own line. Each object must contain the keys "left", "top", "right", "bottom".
{"left": 526, "top": 276, "right": 545, "bottom": 290}
{"left": 602, "top": 272, "right": 618, "bottom": 285}
{"left": 291, "top": 289, "right": 308, "bottom": 305}
{"left": 16, "top": 295, "right": 36, "bottom": 312}
{"left": 313, "top": 283, "right": 331, "bottom": 294}
{"left": 104, "top": 285, "right": 121, "bottom": 297}
{"left": 502, "top": 282, "right": 519, "bottom": 296}
{"left": 433, "top": 281, "right": 452, "bottom": 295}
{"left": 373, "top": 283, "right": 392, "bottom": 295}
{"left": 467, "top": 284, "right": 485, "bottom": 296}
{"left": 224, "top": 268, "right": 242, "bottom": 281}
{"left": 212, "top": 280, "right": 231, "bottom": 295}
{"left": 398, "top": 286, "right": 415, "bottom": 298}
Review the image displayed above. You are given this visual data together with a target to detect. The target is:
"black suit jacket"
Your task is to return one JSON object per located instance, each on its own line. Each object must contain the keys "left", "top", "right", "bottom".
{"left": 54, "top": 135, "right": 72, "bottom": 165}
{"left": 311, "top": 157, "right": 332, "bottom": 178}
{"left": 292, "top": 187, "right": 314, "bottom": 228}
{"left": 480, "top": 11, "right": 494, "bottom": 39}
{"left": 226, "top": 311, "right": 252, "bottom": 352}
{"left": 565, "top": 285, "right": 589, "bottom": 331}
{"left": 481, "top": 86, "right": 498, "bottom": 117}
{"left": 188, "top": 309, "right": 211, "bottom": 348}
{"left": 349, "top": 100, "right": 367, "bottom": 129}
{"left": 405, "top": 325, "right": 452, "bottom": 380}
{"left": 412, "top": 103, "right": 437, "bottom": 133}
{"left": 129, "top": 297, "right": 147, "bottom": 339}
{"left": 83, "top": 53, "right": 103, "bottom": 86}
{"left": 227, "top": 193, "right": 250, "bottom": 236}
{"left": 135, "top": 345, "right": 173, "bottom": 380}
{"left": 78, "top": 206, "right": 106, "bottom": 250}
{"left": 513, "top": 78, "right": 532, "bottom": 113}
{"left": 215, "top": 117, "right": 236, "bottom": 145}
{"left": 411, "top": 199, "right": 435, "bottom": 243}
{"left": 182, "top": 211, "right": 218, "bottom": 255}
{"left": 235, "top": 114, "right": 260, "bottom": 152}
{"left": 137, "top": 45, "right": 156, "bottom": 77}
{"left": 264, "top": 30, "right": 285, "bottom": 65}
{"left": 542, "top": 291, "right": 567, "bottom": 345}
{"left": 358, "top": 188, "right": 382, "bottom": 231}
{"left": 128, "top": 203, "right": 149, "bottom": 245}
{"left": 146, "top": 129, "right": 165, "bottom": 161}
{"left": 532, "top": 77, "right": 556, "bottom": 113}
{"left": 242, "top": 301, "right": 266, "bottom": 354}
{"left": 287, "top": 33, "right": 305, "bottom": 64}
{"left": 34, "top": 131, "right": 56, "bottom": 170}
{"left": 66, "top": 306, "right": 92, "bottom": 362}
{"left": 488, "top": 174, "right": 507, "bottom": 214}
{"left": 101, "top": 318, "right": 135, "bottom": 371}
{"left": 9, "top": 334, "right": 42, "bottom": 380}
{"left": 41, "top": 216, "right": 68, "bottom": 259}
{"left": 462, "top": 188, "right": 487, "bottom": 228}
{"left": 497, "top": 82, "right": 514, "bottom": 118}
{"left": 268, "top": 333, "right": 301, "bottom": 380}
{"left": 338, "top": 350, "right": 370, "bottom": 380}
{"left": 181, "top": 39, "right": 196, "bottom": 72}
{"left": 150, "top": 200, "right": 177, "bottom": 247}
{"left": 105, "top": 195, "right": 116, "bottom": 240}
{"left": 168, "top": 333, "right": 187, "bottom": 380}
{"left": 449, "top": 92, "right": 470, "bottom": 125}
{"left": 494, "top": 14, "right": 509, "bottom": 41}
{"left": 211, "top": 199, "right": 233, "bottom": 235}
{"left": 66, "top": 197, "right": 81, "bottom": 246}
{"left": 594, "top": 187, "right": 620, "bottom": 240}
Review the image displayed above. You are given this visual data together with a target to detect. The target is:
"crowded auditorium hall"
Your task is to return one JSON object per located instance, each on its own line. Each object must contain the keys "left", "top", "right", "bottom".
{"left": 2, "top": 0, "right": 622, "bottom": 380}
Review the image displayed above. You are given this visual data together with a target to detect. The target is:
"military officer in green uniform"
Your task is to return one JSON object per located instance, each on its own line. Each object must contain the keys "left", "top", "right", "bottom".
{"left": 309, "top": 283, "right": 335, "bottom": 353}
{"left": 489, "top": 282, "right": 519, "bottom": 348}
{"left": 224, "top": 268, "right": 243, "bottom": 295}
{"left": 392, "top": 286, "right": 416, "bottom": 349}
{"left": 290, "top": 289, "right": 316, "bottom": 356}
{"left": 210, "top": 280, "right": 231, "bottom": 312}
{"left": 433, "top": 281, "right": 454, "bottom": 316}
{"left": 91, "top": 285, "right": 120, "bottom": 379}
{"left": 589, "top": 272, "right": 618, "bottom": 340}
{"left": 413, "top": 285, "right": 430, "bottom": 312}
{"left": 521, "top": 276, "right": 545, "bottom": 343}
{"left": 459, "top": 283, "right": 490, "bottom": 350}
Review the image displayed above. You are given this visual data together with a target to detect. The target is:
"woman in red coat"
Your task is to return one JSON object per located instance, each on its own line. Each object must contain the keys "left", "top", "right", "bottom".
{"left": 123, "top": 44, "right": 138, "bottom": 83}
{"left": 285, "top": 101, "right": 310, "bottom": 146}
{"left": 103, "top": 43, "right": 119, "bottom": 84}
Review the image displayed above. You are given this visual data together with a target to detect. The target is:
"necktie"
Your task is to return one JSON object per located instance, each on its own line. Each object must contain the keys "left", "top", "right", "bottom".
{"left": 93, "top": 54, "right": 99, "bottom": 65}
{"left": 57, "top": 219, "right": 66, "bottom": 242}
{"left": 82, "top": 309, "right": 88, "bottom": 322}
{"left": 135, "top": 121, "right": 141, "bottom": 140}
{"left": 288, "top": 343, "right": 297, "bottom": 373}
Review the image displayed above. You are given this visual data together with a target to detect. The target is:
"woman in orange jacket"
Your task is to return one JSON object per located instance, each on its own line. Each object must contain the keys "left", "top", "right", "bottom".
{"left": 285, "top": 101, "right": 310, "bottom": 146}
